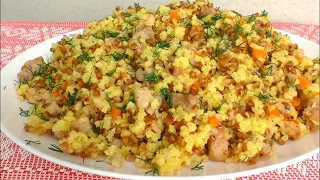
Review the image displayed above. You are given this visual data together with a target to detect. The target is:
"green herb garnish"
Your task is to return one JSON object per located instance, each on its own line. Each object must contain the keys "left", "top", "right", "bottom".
{"left": 106, "top": 93, "right": 112, "bottom": 109}
{"left": 67, "top": 92, "right": 78, "bottom": 106}
{"left": 93, "top": 30, "right": 119, "bottom": 40}
{"left": 106, "top": 68, "right": 117, "bottom": 76}
{"left": 118, "top": 36, "right": 130, "bottom": 41}
{"left": 261, "top": 10, "right": 269, "bottom": 17}
{"left": 144, "top": 72, "right": 160, "bottom": 83}
{"left": 136, "top": 157, "right": 160, "bottom": 176}
{"left": 25, "top": 140, "right": 41, "bottom": 145}
{"left": 77, "top": 53, "right": 95, "bottom": 62}
{"left": 287, "top": 82, "right": 297, "bottom": 88}
{"left": 129, "top": 92, "right": 135, "bottom": 103}
{"left": 257, "top": 94, "right": 271, "bottom": 101}
{"left": 248, "top": 14, "right": 256, "bottom": 23}
{"left": 48, "top": 144, "right": 63, "bottom": 153}
{"left": 191, "top": 161, "right": 204, "bottom": 170}
{"left": 108, "top": 52, "right": 126, "bottom": 61}
{"left": 19, "top": 107, "right": 30, "bottom": 117}
{"left": 211, "top": 13, "right": 223, "bottom": 21}
{"left": 160, "top": 88, "right": 173, "bottom": 108}
{"left": 214, "top": 103, "right": 223, "bottom": 112}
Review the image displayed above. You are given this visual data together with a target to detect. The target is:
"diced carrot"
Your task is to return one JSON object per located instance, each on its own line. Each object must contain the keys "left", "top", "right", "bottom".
{"left": 55, "top": 73, "right": 62, "bottom": 80}
{"left": 314, "top": 92, "right": 320, "bottom": 97}
{"left": 298, "top": 76, "right": 311, "bottom": 88}
{"left": 66, "top": 57, "right": 74, "bottom": 66}
{"left": 62, "top": 81, "right": 69, "bottom": 90}
{"left": 111, "top": 106, "right": 122, "bottom": 120}
{"left": 208, "top": 116, "right": 221, "bottom": 127}
{"left": 290, "top": 97, "right": 301, "bottom": 107}
{"left": 170, "top": 10, "right": 180, "bottom": 23}
{"left": 189, "top": 80, "right": 200, "bottom": 95}
{"left": 164, "top": 115, "right": 174, "bottom": 125}
{"left": 270, "top": 108, "right": 280, "bottom": 116}
{"left": 239, "top": 17, "right": 244, "bottom": 25}
{"left": 77, "top": 79, "right": 85, "bottom": 88}
{"left": 284, "top": 115, "right": 290, "bottom": 121}
{"left": 51, "top": 88, "right": 59, "bottom": 98}
{"left": 252, "top": 49, "right": 266, "bottom": 61}
{"left": 191, "top": 49, "right": 199, "bottom": 56}
{"left": 295, "top": 55, "right": 304, "bottom": 63}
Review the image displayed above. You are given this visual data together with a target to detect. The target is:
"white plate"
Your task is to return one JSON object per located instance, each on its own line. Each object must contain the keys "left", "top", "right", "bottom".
{"left": 1, "top": 29, "right": 319, "bottom": 180}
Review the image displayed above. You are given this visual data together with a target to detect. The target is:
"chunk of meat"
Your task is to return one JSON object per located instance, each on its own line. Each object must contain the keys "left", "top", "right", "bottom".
{"left": 281, "top": 120, "right": 302, "bottom": 140}
{"left": 303, "top": 98, "right": 320, "bottom": 126}
{"left": 171, "top": 93, "right": 199, "bottom": 111}
{"left": 208, "top": 127, "right": 230, "bottom": 161}
{"left": 134, "top": 14, "right": 155, "bottom": 39}
{"left": 53, "top": 130, "right": 67, "bottom": 139}
{"left": 134, "top": 25, "right": 155, "bottom": 39}
{"left": 17, "top": 56, "right": 44, "bottom": 81}
{"left": 134, "top": 87, "right": 153, "bottom": 109}
{"left": 71, "top": 117, "right": 92, "bottom": 134}
{"left": 25, "top": 88, "right": 50, "bottom": 103}
{"left": 45, "top": 101, "right": 61, "bottom": 115}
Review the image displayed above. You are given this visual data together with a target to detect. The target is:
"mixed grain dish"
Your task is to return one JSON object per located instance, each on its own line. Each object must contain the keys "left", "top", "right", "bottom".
{"left": 16, "top": 0, "right": 319, "bottom": 175}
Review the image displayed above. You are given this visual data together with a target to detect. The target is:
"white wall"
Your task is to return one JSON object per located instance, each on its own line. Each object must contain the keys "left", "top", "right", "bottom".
{"left": 1, "top": 0, "right": 319, "bottom": 24}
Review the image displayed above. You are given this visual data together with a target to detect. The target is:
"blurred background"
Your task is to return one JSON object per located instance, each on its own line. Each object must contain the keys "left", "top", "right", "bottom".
{"left": 1, "top": 0, "right": 319, "bottom": 24}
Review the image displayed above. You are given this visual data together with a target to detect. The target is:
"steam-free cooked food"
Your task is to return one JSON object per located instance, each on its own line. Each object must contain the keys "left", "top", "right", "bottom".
{"left": 16, "top": 0, "right": 319, "bottom": 175}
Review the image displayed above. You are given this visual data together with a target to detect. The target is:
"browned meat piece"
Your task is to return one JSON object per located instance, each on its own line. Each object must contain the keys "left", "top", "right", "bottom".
{"left": 17, "top": 56, "right": 44, "bottom": 81}
{"left": 208, "top": 128, "right": 230, "bottom": 161}
{"left": 303, "top": 97, "right": 320, "bottom": 126}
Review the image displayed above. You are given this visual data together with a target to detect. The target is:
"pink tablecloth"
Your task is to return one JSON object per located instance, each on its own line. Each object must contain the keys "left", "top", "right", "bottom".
{"left": 0, "top": 21, "right": 319, "bottom": 180}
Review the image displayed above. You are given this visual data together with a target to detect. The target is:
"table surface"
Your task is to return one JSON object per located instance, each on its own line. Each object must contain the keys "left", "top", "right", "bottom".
{"left": 0, "top": 21, "right": 319, "bottom": 180}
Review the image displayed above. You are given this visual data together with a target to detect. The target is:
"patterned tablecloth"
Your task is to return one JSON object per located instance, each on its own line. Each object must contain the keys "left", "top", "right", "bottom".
{"left": 0, "top": 21, "right": 319, "bottom": 180}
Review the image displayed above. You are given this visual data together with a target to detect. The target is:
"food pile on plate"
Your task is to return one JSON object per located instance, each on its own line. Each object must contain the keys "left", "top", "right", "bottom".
{"left": 16, "top": 0, "right": 319, "bottom": 175}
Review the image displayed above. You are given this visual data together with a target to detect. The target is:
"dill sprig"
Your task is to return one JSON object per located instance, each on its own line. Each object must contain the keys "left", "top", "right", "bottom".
{"left": 261, "top": 10, "right": 269, "bottom": 17}
{"left": 107, "top": 52, "right": 126, "bottom": 61}
{"left": 184, "top": 19, "right": 192, "bottom": 27}
{"left": 153, "top": 42, "right": 170, "bottom": 57}
{"left": 67, "top": 91, "right": 78, "bottom": 106}
{"left": 19, "top": 107, "right": 30, "bottom": 117}
{"left": 106, "top": 66, "right": 117, "bottom": 76}
{"left": 92, "top": 30, "right": 119, "bottom": 40}
{"left": 48, "top": 144, "right": 63, "bottom": 153}
{"left": 248, "top": 14, "right": 256, "bottom": 23}
{"left": 275, "top": 36, "right": 282, "bottom": 47}
{"left": 95, "top": 160, "right": 104, "bottom": 162}
{"left": 257, "top": 94, "right": 271, "bottom": 101}
{"left": 191, "top": 161, "right": 204, "bottom": 170}
{"left": 213, "top": 103, "right": 223, "bottom": 112}
{"left": 105, "top": 93, "right": 112, "bottom": 109}
{"left": 118, "top": 36, "right": 130, "bottom": 41}
{"left": 129, "top": 92, "right": 135, "bottom": 103}
{"left": 287, "top": 82, "right": 297, "bottom": 88}
{"left": 30, "top": 103, "right": 50, "bottom": 121}
{"left": 25, "top": 140, "right": 41, "bottom": 145}
{"left": 160, "top": 88, "right": 173, "bottom": 108}
{"left": 261, "top": 65, "right": 273, "bottom": 78}
{"left": 77, "top": 53, "right": 95, "bottom": 63}
{"left": 136, "top": 157, "right": 160, "bottom": 176}
{"left": 211, "top": 12, "right": 223, "bottom": 21}
{"left": 144, "top": 72, "right": 160, "bottom": 83}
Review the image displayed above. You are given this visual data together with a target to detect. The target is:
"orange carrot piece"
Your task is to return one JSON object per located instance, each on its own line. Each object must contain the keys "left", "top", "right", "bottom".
{"left": 290, "top": 97, "right": 301, "bottom": 107}
{"left": 314, "top": 92, "right": 320, "bottom": 97}
{"left": 51, "top": 88, "right": 59, "bottom": 98}
{"left": 191, "top": 49, "right": 199, "bottom": 56}
{"left": 270, "top": 108, "right": 280, "bottom": 116}
{"left": 208, "top": 116, "right": 221, "bottom": 127}
{"left": 170, "top": 10, "right": 180, "bottom": 23}
{"left": 252, "top": 49, "right": 266, "bottom": 61}
{"left": 298, "top": 76, "right": 311, "bottom": 88}
{"left": 164, "top": 115, "right": 174, "bottom": 125}
{"left": 111, "top": 106, "right": 122, "bottom": 120}
{"left": 66, "top": 57, "right": 74, "bottom": 66}
{"left": 239, "top": 17, "right": 244, "bottom": 25}
{"left": 295, "top": 55, "right": 304, "bottom": 63}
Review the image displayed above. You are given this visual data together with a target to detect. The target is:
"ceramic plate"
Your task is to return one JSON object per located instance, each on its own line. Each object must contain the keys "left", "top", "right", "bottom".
{"left": 1, "top": 29, "right": 319, "bottom": 180}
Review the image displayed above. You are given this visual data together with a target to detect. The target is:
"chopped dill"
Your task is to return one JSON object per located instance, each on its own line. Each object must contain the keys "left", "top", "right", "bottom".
{"left": 77, "top": 53, "right": 95, "bottom": 62}
{"left": 213, "top": 103, "right": 223, "bottom": 112}
{"left": 261, "top": 10, "right": 269, "bottom": 17}
{"left": 191, "top": 161, "right": 204, "bottom": 170}
{"left": 136, "top": 157, "right": 160, "bottom": 176}
{"left": 48, "top": 144, "right": 63, "bottom": 153}
{"left": 67, "top": 91, "right": 78, "bottom": 106}
{"left": 19, "top": 107, "right": 30, "bottom": 117}
{"left": 107, "top": 52, "right": 126, "bottom": 61}
{"left": 144, "top": 72, "right": 160, "bottom": 83}
{"left": 106, "top": 67, "right": 117, "bottom": 77}
{"left": 25, "top": 140, "right": 41, "bottom": 145}
{"left": 287, "top": 82, "right": 297, "bottom": 88}
{"left": 105, "top": 93, "right": 112, "bottom": 109}
{"left": 257, "top": 94, "right": 271, "bottom": 101}
{"left": 118, "top": 36, "right": 130, "bottom": 41}
{"left": 160, "top": 88, "right": 173, "bottom": 108}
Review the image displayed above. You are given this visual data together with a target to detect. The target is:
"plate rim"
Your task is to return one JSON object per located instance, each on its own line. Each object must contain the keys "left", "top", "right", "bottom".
{"left": 1, "top": 28, "right": 319, "bottom": 180}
